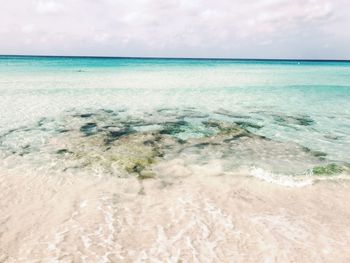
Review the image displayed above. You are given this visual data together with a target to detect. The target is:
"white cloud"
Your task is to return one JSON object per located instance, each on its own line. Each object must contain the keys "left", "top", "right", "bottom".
{"left": 0, "top": 0, "right": 349, "bottom": 59}
{"left": 36, "top": 0, "right": 63, "bottom": 14}
{"left": 21, "top": 24, "right": 36, "bottom": 34}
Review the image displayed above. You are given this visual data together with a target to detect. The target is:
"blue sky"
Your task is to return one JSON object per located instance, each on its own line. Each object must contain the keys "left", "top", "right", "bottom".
{"left": 0, "top": 0, "right": 349, "bottom": 59}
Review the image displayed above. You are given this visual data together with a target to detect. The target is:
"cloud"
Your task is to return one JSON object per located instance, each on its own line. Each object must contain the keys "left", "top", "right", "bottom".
{"left": 0, "top": 0, "right": 349, "bottom": 59}
{"left": 21, "top": 24, "right": 36, "bottom": 34}
{"left": 36, "top": 0, "right": 63, "bottom": 14}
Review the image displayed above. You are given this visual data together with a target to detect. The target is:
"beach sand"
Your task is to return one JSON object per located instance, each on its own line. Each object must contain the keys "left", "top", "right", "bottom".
{"left": 1, "top": 167, "right": 350, "bottom": 263}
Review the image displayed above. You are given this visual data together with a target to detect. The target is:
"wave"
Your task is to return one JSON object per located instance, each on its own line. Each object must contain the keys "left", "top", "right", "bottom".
{"left": 249, "top": 167, "right": 313, "bottom": 188}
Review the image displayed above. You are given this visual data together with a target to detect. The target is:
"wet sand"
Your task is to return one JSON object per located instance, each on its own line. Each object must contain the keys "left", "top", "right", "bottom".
{"left": 1, "top": 167, "right": 350, "bottom": 263}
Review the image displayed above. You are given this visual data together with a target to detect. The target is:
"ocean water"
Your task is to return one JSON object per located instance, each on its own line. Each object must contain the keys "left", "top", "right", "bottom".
{"left": 0, "top": 56, "right": 349, "bottom": 171}
{"left": 1, "top": 56, "right": 350, "bottom": 262}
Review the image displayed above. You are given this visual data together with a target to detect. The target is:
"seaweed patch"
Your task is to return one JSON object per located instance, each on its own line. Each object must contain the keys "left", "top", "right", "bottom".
{"left": 311, "top": 163, "right": 344, "bottom": 176}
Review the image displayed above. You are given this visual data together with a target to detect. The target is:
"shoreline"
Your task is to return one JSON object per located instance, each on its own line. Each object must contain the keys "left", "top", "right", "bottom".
{"left": 1, "top": 168, "right": 350, "bottom": 262}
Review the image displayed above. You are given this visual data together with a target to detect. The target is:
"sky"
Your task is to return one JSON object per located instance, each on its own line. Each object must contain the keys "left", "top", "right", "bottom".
{"left": 0, "top": 0, "right": 349, "bottom": 59}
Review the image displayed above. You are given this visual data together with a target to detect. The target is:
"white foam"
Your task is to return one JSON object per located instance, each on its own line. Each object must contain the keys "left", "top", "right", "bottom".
{"left": 250, "top": 167, "right": 313, "bottom": 188}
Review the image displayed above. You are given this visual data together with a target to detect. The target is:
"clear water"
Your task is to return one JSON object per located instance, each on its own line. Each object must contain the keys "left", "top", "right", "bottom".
{"left": 0, "top": 56, "right": 349, "bottom": 180}
{"left": 2, "top": 56, "right": 350, "bottom": 262}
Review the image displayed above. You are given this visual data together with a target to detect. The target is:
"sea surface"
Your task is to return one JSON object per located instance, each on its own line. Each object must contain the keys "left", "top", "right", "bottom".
{"left": 1, "top": 56, "right": 349, "bottom": 174}
{"left": 0, "top": 56, "right": 350, "bottom": 262}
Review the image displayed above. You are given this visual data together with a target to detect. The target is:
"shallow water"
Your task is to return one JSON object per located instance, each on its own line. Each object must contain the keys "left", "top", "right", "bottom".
{"left": 0, "top": 56, "right": 350, "bottom": 262}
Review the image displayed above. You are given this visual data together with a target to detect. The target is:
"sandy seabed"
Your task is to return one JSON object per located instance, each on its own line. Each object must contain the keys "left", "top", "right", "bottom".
{"left": 1, "top": 166, "right": 350, "bottom": 263}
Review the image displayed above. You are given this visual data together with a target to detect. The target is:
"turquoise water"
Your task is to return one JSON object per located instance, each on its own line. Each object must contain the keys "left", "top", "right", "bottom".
{"left": 0, "top": 56, "right": 349, "bottom": 181}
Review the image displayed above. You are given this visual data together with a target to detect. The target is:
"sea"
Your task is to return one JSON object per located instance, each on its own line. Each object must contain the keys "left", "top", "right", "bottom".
{"left": 0, "top": 56, "right": 350, "bottom": 262}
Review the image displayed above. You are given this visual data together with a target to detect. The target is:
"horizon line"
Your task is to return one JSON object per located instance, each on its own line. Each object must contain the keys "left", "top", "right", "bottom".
{"left": 1, "top": 54, "right": 350, "bottom": 62}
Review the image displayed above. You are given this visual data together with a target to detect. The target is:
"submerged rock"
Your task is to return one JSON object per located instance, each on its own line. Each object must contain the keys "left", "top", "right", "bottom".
{"left": 105, "top": 128, "right": 135, "bottom": 144}
{"left": 56, "top": 149, "right": 72, "bottom": 155}
{"left": 160, "top": 121, "right": 188, "bottom": 135}
{"left": 273, "top": 114, "right": 315, "bottom": 127}
{"left": 302, "top": 147, "right": 327, "bottom": 160}
{"left": 203, "top": 120, "right": 254, "bottom": 141}
{"left": 235, "top": 121, "right": 263, "bottom": 129}
{"left": 2, "top": 107, "right": 345, "bottom": 182}
{"left": 80, "top": 123, "right": 98, "bottom": 136}
{"left": 79, "top": 113, "right": 94, "bottom": 118}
